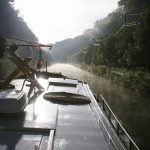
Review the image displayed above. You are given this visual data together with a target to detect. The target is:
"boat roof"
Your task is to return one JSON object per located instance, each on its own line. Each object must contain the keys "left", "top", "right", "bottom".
{"left": 0, "top": 76, "right": 125, "bottom": 150}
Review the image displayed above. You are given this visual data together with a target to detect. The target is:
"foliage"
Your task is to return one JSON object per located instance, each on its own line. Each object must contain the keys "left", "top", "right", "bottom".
{"left": 51, "top": 35, "right": 92, "bottom": 62}
{"left": 0, "top": 1, "right": 53, "bottom": 79}
{"left": 70, "top": 0, "right": 150, "bottom": 71}
{"left": 0, "top": 57, "right": 15, "bottom": 79}
{"left": 78, "top": 64, "right": 150, "bottom": 97}
{"left": 0, "top": 0, "right": 37, "bottom": 41}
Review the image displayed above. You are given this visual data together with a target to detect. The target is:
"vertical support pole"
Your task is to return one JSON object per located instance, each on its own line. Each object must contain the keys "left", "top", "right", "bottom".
{"left": 46, "top": 56, "right": 48, "bottom": 72}
{"left": 116, "top": 122, "right": 120, "bottom": 137}
{"left": 108, "top": 109, "right": 111, "bottom": 122}
{"left": 102, "top": 99, "right": 105, "bottom": 111}
{"left": 129, "top": 140, "right": 132, "bottom": 150}
{"left": 125, "top": 13, "right": 127, "bottom": 24}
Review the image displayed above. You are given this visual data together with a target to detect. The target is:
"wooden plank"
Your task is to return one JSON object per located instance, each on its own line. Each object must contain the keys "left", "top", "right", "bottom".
{"left": 7, "top": 47, "right": 43, "bottom": 90}
{"left": 47, "top": 130, "right": 55, "bottom": 150}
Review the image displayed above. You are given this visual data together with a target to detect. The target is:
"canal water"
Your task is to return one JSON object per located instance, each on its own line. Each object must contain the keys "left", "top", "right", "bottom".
{"left": 48, "top": 63, "right": 150, "bottom": 150}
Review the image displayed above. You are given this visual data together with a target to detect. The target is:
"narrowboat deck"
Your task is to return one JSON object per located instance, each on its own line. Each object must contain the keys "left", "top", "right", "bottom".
{"left": 0, "top": 77, "right": 125, "bottom": 150}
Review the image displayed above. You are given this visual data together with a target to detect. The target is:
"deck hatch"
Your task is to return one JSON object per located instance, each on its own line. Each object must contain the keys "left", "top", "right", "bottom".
{"left": 48, "top": 78, "right": 78, "bottom": 87}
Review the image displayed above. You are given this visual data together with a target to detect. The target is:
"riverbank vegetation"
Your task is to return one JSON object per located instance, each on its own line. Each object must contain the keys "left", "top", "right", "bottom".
{"left": 76, "top": 64, "right": 150, "bottom": 97}
{"left": 69, "top": 0, "right": 150, "bottom": 97}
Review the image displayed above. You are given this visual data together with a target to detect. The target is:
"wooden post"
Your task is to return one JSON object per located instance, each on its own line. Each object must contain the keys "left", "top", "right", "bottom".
{"left": 6, "top": 45, "right": 43, "bottom": 91}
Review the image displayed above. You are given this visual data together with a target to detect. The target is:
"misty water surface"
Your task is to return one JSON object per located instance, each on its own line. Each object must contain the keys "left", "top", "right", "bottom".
{"left": 48, "top": 63, "right": 150, "bottom": 150}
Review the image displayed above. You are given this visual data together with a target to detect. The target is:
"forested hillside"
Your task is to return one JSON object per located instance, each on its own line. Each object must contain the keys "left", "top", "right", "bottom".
{"left": 70, "top": 0, "right": 150, "bottom": 71}
{"left": 0, "top": 0, "right": 51, "bottom": 79}
{"left": 0, "top": 0, "right": 37, "bottom": 41}
{"left": 50, "top": 34, "right": 93, "bottom": 62}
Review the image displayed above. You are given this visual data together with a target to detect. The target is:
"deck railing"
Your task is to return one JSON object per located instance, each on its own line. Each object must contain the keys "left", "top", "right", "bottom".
{"left": 97, "top": 93, "right": 140, "bottom": 150}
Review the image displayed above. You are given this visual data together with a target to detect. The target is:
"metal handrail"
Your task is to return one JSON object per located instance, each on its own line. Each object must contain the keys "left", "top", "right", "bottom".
{"left": 97, "top": 93, "right": 140, "bottom": 150}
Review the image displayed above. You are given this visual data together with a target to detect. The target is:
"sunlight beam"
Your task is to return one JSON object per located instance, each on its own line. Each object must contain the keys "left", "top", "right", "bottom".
{"left": 14, "top": 0, "right": 119, "bottom": 44}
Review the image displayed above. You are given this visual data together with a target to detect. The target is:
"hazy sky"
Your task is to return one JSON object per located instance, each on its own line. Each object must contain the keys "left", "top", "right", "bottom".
{"left": 14, "top": 0, "right": 119, "bottom": 44}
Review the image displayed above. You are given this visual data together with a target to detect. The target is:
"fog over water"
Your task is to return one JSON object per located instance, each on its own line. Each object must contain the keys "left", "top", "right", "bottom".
{"left": 48, "top": 63, "right": 150, "bottom": 150}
